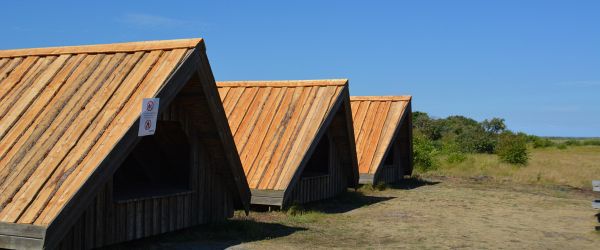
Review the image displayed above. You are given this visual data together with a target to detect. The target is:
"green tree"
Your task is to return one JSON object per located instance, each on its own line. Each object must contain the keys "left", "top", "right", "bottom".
{"left": 455, "top": 126, "right": 497, "bottom": 153}
{"left": 482, "top": 118, "right": 506, "bottom": 134}
{"left": 413, "top": 112, "right": 444, "bottom": 140}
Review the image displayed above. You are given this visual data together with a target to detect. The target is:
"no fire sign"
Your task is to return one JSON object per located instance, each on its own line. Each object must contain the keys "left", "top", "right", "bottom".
{"left": 138, "top": 98, "right": 159, "bottom": 136}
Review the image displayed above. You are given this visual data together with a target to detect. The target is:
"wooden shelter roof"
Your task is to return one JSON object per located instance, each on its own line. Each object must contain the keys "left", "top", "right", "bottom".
{"left": 350, "top": 96, "right": 412, "bottom": 174}
{"left": 0, "top": 38, "right": 250, "bottom": 231}
{"left": 217, "top": 79, "right": 348, "bottom": 191}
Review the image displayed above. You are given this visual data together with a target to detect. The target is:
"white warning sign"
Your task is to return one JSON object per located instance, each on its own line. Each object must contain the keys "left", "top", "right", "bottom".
{"left": 138, "top": 98, "right": 159, "bottom": 136}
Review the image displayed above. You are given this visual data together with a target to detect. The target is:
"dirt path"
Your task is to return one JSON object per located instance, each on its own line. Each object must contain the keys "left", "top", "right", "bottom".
{"left": 110, "top": 178, "right": 600, "bottom": 249}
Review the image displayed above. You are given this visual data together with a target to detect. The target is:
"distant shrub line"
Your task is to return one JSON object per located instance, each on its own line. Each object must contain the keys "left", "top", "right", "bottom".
{"left": 412, "top": 112, "right": 528, "bottom": 170}
{"left": 412, "top": 112, "right": 600, "bottom": 172}
{"left": 530, "top": 137, "right": 600, "bottom": 149}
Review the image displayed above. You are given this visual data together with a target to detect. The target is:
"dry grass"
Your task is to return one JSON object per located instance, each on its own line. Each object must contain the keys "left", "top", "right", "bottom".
{"left": 112, "top": 177, "right": 600, "bottom": 249}
{"left": 424, "top": 146, "right": 600, "bottom": 189}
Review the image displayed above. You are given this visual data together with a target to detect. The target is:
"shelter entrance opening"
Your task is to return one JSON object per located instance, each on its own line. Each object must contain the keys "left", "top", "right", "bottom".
{"left": 113, "top": 120, "right": 192, "bottom": 202}
{"left": 302, "top": 133, "right": 331, "bottom": 177}
{"left": 384, "top": 144, "right": 395, "bottom": 165}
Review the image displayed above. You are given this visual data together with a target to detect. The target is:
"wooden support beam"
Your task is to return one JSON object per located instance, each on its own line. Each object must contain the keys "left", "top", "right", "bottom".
{"left": 0, "top": 222, "right": 45, "bottom": 250}
{"left": 359, "top": 174, "right": 375, "bottom": 184}
{"left": 0, "top": 223, "right": 45, "bottom": 239}
{"left": 250, "top": 196, "right": 283, "bottom": 206}
{"left": 0, "top": 235, "right": 43, "bottom": 250}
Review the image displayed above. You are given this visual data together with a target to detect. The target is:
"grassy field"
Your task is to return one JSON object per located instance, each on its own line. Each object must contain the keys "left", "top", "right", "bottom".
{"left": 106, "top": 146, "right": 600, "bottom": 249}
{"left": 425, "top": 146, "right": 600, "bottom": 189}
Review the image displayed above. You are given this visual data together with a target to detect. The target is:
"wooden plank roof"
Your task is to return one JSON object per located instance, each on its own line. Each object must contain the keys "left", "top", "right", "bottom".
{"left": 350, "top": 96, "right": 412, "bottom": 174}
{"left": 217, "top": 79, "right": 348, "bottom": 191}
{"left": 0, "top": 38, "right": 204, "bottom": 227}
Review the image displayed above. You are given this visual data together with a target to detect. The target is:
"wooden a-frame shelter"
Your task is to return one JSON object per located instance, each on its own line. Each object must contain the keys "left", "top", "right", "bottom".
{"left": 0, "top": 39, "right": 250, "bottom": 249}
{"left": 350, "top": 96, "right": 413, "bottom": 184}
{"left": 217, "top": 79, "right": 359, "bottom": 207}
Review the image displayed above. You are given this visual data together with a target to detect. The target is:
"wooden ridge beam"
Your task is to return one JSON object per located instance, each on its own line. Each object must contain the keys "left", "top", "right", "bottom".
{"left": 217, "top": 79, "right": 348, "bottom": 87}
{"left": 0, "top": 39, "right": 203, "bottom": 58}
{"left": 350, "top": 96, "right": 412, "bottom": 101}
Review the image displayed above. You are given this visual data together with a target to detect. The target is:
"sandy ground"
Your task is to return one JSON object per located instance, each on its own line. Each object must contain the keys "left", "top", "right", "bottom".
{"left": 109, "top": 177, "right": 600, "bottom": 249}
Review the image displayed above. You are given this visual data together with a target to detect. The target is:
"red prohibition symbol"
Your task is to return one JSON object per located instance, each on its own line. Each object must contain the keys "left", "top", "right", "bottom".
{"left": 146, "top": 101, "right": 154, "bottom": 111}
{"left": 144, "top": 120, "right": 152, "bottom": 130}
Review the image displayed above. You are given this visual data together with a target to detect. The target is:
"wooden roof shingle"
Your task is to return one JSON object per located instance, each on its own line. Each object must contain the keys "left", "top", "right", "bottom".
{"left": 217, "top": 79, "right": 348, "bottom": 191}
{"left": 350, "top": 96, "right": 412, "bottom": 174}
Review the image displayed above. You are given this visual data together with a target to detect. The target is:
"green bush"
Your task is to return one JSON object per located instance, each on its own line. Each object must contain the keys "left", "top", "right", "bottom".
{"left": 373, "top": 182, "right": 388, "bottom": 191}
{"left": 286, "top": 203, "right": 305, "bottom": 216}
{"left": 359, "top": 182, "right": 388, "bottom": 191}
{"left": 532, "top": 137, "right": 555, "bottom": 148}
{"left": 413, "top": 134, "right": 439, "bottom": 172}
{"left": 564, "top": 139, "right": 582, "bottom": 146}
{"left": 496, "top": 132, "right": 528, "bottom": 165}
{"left": 583, "top": 140, "right": 600, "bottom": 146}
{"left": 446, "top": 152, "right": 467, "bottom": 164}
{"left": 441, "top": 141, "right": 467, "bottom": 164}
{"left": 557, "top": 144, "right": 567, "bottom": 150}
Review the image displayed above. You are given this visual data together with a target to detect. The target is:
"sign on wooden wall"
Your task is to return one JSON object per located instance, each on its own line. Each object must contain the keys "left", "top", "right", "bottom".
{"left": 138, "top": 98, "right": 159, "bottom": 136}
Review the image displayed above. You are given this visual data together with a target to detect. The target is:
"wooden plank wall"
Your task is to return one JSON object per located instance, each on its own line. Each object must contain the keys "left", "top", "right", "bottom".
{"left": 283, "top": 95, "right": 358, "bottom": 206}
{"left": 55, "top": 88, "right": 235, "bottom": 249}
{"left": 374, "top": 104, "right": 413, "bottom": 184}
{"left": 286, "top": 99, "right": 356, "bottom": 206}
{"left": 375, "top": 138, "right": 402, "bottom": 184}
{"left": 377, "top": 166, "right": 399, "bottom": 184}
{"left": 288, "top": 134, "right": 348, "bottom": 204}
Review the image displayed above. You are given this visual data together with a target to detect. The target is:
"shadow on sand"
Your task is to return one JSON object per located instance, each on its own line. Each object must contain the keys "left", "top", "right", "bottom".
{"left": 301, "top": 190, "right": 394, "bottom": 214}
{"left": 289, "top": 177, "right": 440, "bottom": 214}
{"left": 102, "top": 219, "right": 306, "bottom": 250}
{"left": 387, "top": 176, "right": 440, "bottom": 190}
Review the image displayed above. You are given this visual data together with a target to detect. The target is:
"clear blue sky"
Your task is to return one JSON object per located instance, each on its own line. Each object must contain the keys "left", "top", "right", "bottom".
{"left": 2, "top": 1, "right": 598, "bottom": 137}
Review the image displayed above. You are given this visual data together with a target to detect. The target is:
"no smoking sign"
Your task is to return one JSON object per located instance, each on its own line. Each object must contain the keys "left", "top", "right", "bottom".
{"left": 138, "top": 98, "right": 159, "bottom": 136}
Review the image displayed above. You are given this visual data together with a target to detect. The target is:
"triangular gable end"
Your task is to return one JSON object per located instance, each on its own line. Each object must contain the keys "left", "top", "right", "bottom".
{"left": 217, "top": 80, "right": 359, "bottom": 207}
{"left": 284, "top": 85, "right": 359, "bottom": 207}
{"left": 350, "top": 96, "right": 413, "bottom": 184}
{"left": 0, "top": 39, "right": 250, "bottom": 249}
